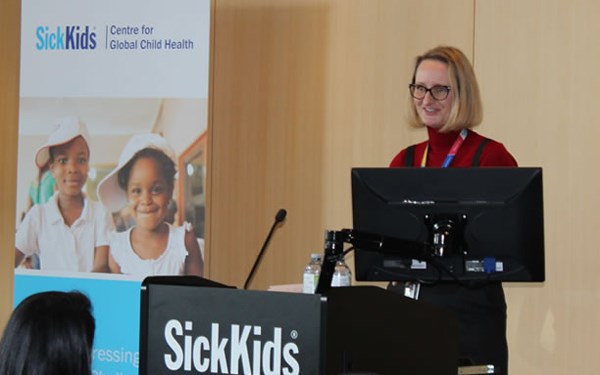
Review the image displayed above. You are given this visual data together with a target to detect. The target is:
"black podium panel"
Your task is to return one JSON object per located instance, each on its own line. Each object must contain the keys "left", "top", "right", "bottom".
{"left": 323, "top": 287, "right": 458, "bottom": 374}
{"left": 140, "top": 277, "right": 323, "bottom": 374}
{"left": 140, "top": 276, "right": 457, "bottom": 375}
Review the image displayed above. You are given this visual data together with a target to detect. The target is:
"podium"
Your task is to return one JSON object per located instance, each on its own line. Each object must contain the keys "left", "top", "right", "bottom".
{"left": 139, "top": 276, "right": 458, "bottom": 375}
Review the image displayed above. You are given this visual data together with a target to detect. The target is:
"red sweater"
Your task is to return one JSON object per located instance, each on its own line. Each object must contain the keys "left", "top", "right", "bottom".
{"left": 389, "top": 127, "right": 517, "bottom": 167}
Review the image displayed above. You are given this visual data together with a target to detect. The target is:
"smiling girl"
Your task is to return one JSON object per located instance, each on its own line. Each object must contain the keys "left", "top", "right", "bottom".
{"left": 14, "top": 117, "right": 113, "bottom": 272}
{"left": 97, "top": 133, "right": 203, "bottom": 277}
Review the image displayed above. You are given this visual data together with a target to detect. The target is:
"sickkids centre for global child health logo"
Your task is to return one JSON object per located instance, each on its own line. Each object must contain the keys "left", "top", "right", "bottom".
{"left": 35, "top": 23, "right": 195, "bottom": 51}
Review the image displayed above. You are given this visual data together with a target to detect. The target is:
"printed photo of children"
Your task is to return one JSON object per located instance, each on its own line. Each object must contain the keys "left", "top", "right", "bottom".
{"left": 14, "top": 97, "right": 208, "bottom": 279}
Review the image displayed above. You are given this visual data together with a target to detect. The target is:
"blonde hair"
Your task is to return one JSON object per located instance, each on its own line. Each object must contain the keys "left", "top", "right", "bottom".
{"left": 407, "top": 46, "right": 483, "bottom": 133}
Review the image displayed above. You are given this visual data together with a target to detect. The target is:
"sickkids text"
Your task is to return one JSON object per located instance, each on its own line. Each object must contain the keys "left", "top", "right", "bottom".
{"left": 35, "top": 24, "right": 194, "bottom": 51}
{"left": 36, "top": 25, "right": 97, "bottom": 50}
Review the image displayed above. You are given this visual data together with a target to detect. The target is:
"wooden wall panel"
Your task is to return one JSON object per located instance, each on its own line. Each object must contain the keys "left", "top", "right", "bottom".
{"left": 209, "top": 0, "right": 331, "bottom": 287}
{"left": 475, "top": 1, "right": 600, "bottom": 373}
{"left": 0, "top": 0, "right": 20, "bottom": 330}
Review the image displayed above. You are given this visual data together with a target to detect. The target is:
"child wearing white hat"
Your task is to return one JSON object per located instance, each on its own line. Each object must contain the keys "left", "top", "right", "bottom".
{"left": 14, "top": 116, "right": 114, "bottom": 272}
{"left": 97, "top": 133, "right": 203, "bottom": 278}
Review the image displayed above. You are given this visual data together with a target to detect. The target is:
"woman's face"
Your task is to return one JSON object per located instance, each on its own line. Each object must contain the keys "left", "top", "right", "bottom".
{"left": 412, "top": 59, "right": 454, "bottom": 130}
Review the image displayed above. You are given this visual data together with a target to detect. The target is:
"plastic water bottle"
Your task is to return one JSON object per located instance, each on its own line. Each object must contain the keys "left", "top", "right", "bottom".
{"left": 303, "top": 253, "right": 322, "bottom": 294}
{"left": 331, "top": 258, "right": 352, "bottom": 287}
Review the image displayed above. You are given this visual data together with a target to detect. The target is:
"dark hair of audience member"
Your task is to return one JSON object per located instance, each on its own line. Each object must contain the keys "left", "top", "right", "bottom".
{"left": 0, "top": 291, "right": 95, "bottom": 375}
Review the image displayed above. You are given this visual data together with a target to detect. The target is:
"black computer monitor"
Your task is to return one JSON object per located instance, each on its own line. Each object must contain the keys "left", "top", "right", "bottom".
{"left": 351, "top": 167, "right": 545, "bottom": 283}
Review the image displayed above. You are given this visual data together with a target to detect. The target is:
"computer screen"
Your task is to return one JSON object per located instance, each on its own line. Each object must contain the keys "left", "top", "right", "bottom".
{"left": 351, "top": 167, "right": 545, "bottom": 283}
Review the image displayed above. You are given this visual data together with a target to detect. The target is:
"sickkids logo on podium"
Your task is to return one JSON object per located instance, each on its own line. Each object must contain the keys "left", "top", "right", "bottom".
{"left": 36, "top": 25, "right": 98, "bottom": 50}
{"left": 163, "top": 320, "right": 301, "bottom": 375}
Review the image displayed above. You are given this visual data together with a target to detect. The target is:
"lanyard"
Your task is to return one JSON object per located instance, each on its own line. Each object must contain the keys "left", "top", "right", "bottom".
{"left": 407, "top": 128, "right": 469, "bottom": 301}
{"left": 420, "top": 129, "right": 469, "bottom": 168}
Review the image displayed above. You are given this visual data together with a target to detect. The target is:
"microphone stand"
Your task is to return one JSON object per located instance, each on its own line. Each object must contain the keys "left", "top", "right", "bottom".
{"left": 243, "top": 209, "right": 287, "bottom": 289}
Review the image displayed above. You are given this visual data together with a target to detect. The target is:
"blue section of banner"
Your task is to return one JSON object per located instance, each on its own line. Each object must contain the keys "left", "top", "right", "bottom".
{"left": 14, "top": 274, "right": 142, "bottom": 375}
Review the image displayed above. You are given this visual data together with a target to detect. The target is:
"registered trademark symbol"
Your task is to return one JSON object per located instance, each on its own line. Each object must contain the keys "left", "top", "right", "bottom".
{"left": 290, "top": 330, "right": 298, "bottom": 339}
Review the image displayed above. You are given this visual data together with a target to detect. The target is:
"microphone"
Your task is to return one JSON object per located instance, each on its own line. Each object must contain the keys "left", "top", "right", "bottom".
{"left": 243, "top": 208, "right": 287, "bottom": 289}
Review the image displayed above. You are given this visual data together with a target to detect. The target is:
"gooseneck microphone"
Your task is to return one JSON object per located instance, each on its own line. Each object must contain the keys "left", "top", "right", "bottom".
{"left": 243, "top": 208, "right": 287, "bottom": 290}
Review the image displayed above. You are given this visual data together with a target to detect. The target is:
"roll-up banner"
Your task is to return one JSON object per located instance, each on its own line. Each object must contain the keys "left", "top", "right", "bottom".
{"left": 14, "top": 1, "right": 211, "bottom": 373}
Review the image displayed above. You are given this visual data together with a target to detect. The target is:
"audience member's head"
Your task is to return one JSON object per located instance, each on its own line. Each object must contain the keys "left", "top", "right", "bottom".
{"left": 0, "top": 291, "right": 95, "bottom": 375}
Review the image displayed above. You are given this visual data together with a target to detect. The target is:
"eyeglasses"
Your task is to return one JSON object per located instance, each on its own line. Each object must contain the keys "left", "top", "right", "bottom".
{"left": 409, "top": 84, "right": 451, "bottom": 100}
